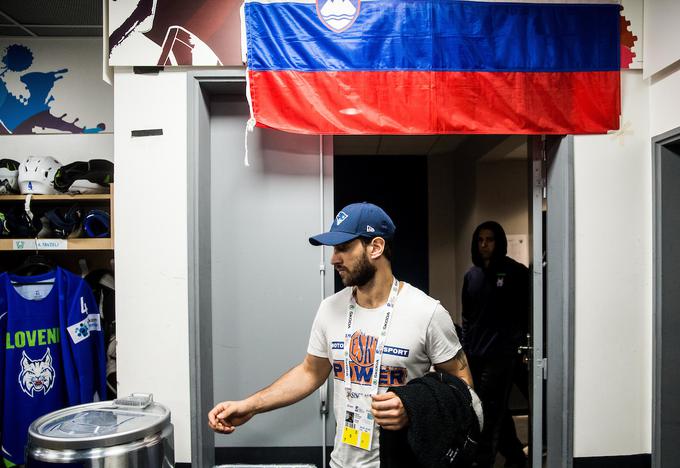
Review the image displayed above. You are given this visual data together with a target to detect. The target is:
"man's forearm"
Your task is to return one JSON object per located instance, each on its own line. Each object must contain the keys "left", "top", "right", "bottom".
{"left": 246, "top": 356, "right": 331, "bottom": 414}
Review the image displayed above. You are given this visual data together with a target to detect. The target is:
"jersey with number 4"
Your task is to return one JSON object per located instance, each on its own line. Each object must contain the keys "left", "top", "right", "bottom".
{"left": 0, "top": 267, "right": 106, "bottom": 466}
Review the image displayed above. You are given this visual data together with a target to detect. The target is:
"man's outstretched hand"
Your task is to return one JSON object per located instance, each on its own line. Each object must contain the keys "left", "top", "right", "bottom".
{"left": 208, "top": 400, "right": 256, "bottom": 434}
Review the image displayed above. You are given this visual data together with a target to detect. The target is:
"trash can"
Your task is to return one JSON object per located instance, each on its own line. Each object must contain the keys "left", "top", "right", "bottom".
{"left": 26, "top": 393, "right": 174, "bottom": 468}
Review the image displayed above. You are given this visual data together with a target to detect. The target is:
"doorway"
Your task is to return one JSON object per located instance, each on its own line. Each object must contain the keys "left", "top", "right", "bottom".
{"left": 652, "top": 126, "right": 680, "bottom": 468}
{"left": 334, "top": 134, "right": 534, "bottom": 468}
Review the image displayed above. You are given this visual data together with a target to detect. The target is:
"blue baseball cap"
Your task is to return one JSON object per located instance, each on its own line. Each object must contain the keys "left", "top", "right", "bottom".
{"left": 309, "top": 202, "right": 396, "bottom": 246}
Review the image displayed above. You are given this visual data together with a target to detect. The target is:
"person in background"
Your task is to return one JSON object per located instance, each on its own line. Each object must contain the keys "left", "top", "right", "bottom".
{"left": 209, "top": 202, "right": 473, "bottom": 468}
{"left": 461, "top": 221, "right": 530, "bottom": 468}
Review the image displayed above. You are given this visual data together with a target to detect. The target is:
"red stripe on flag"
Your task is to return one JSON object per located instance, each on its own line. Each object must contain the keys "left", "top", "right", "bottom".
{"left": 249, "top": 70, "right": 620, "bottom": 135}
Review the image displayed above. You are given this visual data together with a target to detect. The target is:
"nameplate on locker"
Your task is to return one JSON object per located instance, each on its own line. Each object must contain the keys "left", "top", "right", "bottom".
{"left": 13, "top": 239, "right": 68, "bottom": 250}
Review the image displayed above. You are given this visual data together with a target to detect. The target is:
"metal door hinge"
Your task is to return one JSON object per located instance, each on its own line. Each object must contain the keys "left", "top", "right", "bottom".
{"left": 537, "top": 357, "right": 548, "bottom": 380}
{"left": 541, "top": 136, "right": 548, "bottom": 199}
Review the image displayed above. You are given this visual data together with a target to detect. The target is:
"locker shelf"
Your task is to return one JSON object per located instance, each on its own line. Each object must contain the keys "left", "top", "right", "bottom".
{"left": 0, "top": 193, "right": 110, "bottom": 202}
{"left": 0, "top": 238, "right": 113, "bottom": 251}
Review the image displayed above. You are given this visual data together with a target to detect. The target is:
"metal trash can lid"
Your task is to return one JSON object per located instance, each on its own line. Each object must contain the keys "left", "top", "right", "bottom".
{"left": 28, "top": 393, "right": 171, "bottom": 450}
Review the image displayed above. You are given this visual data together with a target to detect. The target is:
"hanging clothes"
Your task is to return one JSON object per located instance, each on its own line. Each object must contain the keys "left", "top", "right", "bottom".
{"left": 0, "top": 267, "right": 106, "bottom": 466}
{"left": 85, "top": 268, "right": 116, "bottom": 400}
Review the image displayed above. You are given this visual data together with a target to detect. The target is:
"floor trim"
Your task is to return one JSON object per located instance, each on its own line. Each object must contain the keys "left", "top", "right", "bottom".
{"left": 573, "top": 454, "right": 651, "bottom": 468}
{"left": 215, "top": 446, "right": 333, "bottom": 466}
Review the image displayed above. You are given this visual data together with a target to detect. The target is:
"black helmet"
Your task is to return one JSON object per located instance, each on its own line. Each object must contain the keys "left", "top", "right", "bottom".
{"left": 0, "top": 207, "right": 42, "bottom": 238}
{"left": 44, "top": 205, "right": 83, "bottom": 239}
{"left": 53, "top": 159, "right": 114, "bottom": 193}
{"left": 0, "top": 158, "right": 20, "bottom": 194}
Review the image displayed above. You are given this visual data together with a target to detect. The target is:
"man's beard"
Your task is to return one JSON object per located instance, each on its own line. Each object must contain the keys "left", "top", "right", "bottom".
{"left": 340, "top": 251, "right": 376, "bottom": 287}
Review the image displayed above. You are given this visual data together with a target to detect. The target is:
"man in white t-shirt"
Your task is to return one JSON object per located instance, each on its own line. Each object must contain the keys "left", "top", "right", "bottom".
{"left": 208, "top": 202, "right": 473, "bottom": 468}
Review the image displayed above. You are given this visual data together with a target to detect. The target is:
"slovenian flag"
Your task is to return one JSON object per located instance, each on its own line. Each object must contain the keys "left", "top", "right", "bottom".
{"left": 243, "top": 0, "right": 621, "bottom": 135}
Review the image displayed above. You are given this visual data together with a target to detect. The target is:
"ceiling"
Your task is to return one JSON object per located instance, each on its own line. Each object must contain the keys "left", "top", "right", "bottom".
{"left": 334, "top": 135, "right": 465, "bottom": 157}
{"left": 334, "top": 134, "right": 528, "bottom": 162}
{"left": 0, "top": 1, "right": 102, "bottom": 37}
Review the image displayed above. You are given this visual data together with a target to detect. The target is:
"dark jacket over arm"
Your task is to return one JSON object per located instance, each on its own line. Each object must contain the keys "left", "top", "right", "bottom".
{"left": 380, "top": 372, "right": 481, "bottom": 468}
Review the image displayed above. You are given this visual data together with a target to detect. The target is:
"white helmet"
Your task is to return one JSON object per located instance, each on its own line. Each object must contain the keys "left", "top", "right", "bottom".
{"left": 0, "top": 159, "right": 20, "bottom": 194}
{"left": 18, "top": 156, "right": 62, "bottom": 195}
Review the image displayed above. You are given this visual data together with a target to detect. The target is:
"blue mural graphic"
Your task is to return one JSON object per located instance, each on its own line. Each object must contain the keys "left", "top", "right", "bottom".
{"left": 0, "top": 44, "right": 106, "bottom": 135}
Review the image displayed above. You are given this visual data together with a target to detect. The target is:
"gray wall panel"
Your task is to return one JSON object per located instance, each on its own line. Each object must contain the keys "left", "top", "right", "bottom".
{"left": 658, "top": 144, "right": 680, "bottom": 467}
{"left": 209, "top": 95, "right": 334, "bottom": 448}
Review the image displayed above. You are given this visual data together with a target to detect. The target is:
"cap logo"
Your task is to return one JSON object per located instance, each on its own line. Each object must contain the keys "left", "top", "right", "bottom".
{"left": 366, "top": 225, "right": 375, "bottom": 233}
{"left": 336, "top": 211, "right": 349, "bottom": 225}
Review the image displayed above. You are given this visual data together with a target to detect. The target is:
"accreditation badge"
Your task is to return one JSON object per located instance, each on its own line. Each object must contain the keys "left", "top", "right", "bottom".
{"left": 341, "top": 394, "right": 375, "bottom": 451}
{"left": 341, "top": 277, "right": 399, "bottom": 452}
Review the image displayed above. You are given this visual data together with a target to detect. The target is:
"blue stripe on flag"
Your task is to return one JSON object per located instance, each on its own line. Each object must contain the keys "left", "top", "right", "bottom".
{"left": 246, "top": 0, "right": 620, "bottom": 72}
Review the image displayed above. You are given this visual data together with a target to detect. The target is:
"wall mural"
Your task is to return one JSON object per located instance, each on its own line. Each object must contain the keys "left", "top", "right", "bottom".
{"left": 108, "top": 0, "right": 243, "bottom": 66}
{"left": 0, "top": 39, "right": 112, "bottom": 135}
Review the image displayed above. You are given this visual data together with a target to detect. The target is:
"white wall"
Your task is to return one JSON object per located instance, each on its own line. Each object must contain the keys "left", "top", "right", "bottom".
{"left": 113, "top": 69, "right": 192, "bottom": 463}
{"left": 475, "top": 160, "right": 529, "bottom": 238}
{"left": 573, "top": 70, "right": 652, "bottom": 457}
{"left": 0, "top": 134, "right": 113, "bottom": 165}
{"left": 643, "top": 0, "right": 680, "bottom": 78}
{"left": 571, "top": 4, "right": 680, "bottom": 459}
{"left": 647, "top": 0, "right": 680, "bottom": 137}
{"left": 650, "top": 66, "right": 680, "bottom": 137}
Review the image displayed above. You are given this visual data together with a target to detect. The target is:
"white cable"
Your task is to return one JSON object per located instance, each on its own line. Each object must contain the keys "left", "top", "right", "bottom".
{"left": 319, "top": 134, "right": 326, "bottom": 293}
{"left": 319, "top": 134, "right": 328, "bottom": 467}
{"left": 322, "top": 410, "right": 327, "bottom": 467}
{"left": 242, "top": 3, "right": 254, "bottom": 167}
{"left": 243, "top": 70, "right": 256, "bottom": 167}
{"left": 24, "top": 194, "right": 33, "bottom": 221}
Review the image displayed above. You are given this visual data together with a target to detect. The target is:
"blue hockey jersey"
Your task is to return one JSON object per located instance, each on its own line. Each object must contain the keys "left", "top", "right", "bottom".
{"left": 0, "top": 267, "right": 106, "bottom": 465}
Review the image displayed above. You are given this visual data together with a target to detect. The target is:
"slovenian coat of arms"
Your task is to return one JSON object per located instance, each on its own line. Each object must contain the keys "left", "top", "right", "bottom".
{"left": 316, "top": 0, "right": 361, "bottom": 33}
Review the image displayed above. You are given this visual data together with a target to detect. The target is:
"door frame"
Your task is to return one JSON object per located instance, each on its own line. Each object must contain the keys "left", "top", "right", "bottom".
{"left": 529, "top": 137, "right": 546, "bottom": 468}
{"left": 544, "top": 135, "right": 576, "bottom": 468}
{"left": 529, "top": 135, "right": 575, "bottom": 468}
{"left": 651, "top": 125, "right": 680, "bottom": 468}
{"left": 185, "top": 72, "right": 576, "bottom": 467}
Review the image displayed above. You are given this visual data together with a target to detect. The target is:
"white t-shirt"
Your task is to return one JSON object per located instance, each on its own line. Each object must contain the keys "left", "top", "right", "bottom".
{"left": 307, "top": 282, "right": 462, "bottom": 468}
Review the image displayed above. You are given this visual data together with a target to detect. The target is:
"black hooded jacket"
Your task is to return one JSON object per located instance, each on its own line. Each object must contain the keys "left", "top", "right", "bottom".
{"left": 461, "top": 221, "right": 529, "bottom": 358}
